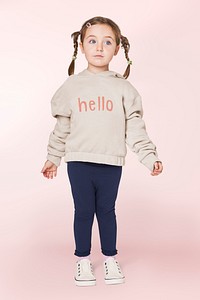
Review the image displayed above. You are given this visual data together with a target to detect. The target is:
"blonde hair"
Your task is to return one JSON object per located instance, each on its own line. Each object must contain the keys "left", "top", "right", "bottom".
{"left": 68, "top": 16, "right": 132, "bottom": 79}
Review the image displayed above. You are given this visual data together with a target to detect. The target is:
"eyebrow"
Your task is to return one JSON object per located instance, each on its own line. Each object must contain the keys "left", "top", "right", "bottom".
{"left": 86, "top": 35, "right": 114, "bottom": 41}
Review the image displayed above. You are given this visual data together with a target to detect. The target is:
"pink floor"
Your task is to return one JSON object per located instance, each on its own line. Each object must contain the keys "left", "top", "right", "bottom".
{"left": 1, "top": 226, "right": 200, "bottom": 300}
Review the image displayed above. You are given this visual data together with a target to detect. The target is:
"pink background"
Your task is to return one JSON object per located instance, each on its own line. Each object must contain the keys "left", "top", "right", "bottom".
{"left": 1, "top": 0, "right": 200, "bottom": 299}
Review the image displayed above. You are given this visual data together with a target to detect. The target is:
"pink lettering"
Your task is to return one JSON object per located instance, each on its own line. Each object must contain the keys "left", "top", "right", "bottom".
{"left": 78, "top": 96, "right": 113, "bottom": 112}
{"left": 102, "top": 96, "right": 105, "bottom": 111}
{"left": 106, "top": 100, "right": 113, "bottom": 111}
{"left": 78, "top": 98, "right": 87, "bottom": 112}
{"left": 89, "top": 100, "right": 95, "bottom": 111}
{"left": 98, "top": 96, "right": 100, "bottom": 111}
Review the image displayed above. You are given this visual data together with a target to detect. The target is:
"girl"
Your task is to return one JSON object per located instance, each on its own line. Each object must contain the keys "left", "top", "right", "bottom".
{"left": 41, "top": 16, "right": 163, "bottom": 287}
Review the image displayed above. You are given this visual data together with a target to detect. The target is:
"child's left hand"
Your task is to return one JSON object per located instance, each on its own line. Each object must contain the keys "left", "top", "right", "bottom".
{"left": 151, "top": 161, "right": 163, "bottom": 176}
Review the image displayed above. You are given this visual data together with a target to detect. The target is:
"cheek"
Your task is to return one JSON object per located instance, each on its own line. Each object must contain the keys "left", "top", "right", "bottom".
{"left": 83, "top": 44, "right": 94, "bottom": 52}
{"left": 108, "top": 48, "right": 117, "bottom": 56}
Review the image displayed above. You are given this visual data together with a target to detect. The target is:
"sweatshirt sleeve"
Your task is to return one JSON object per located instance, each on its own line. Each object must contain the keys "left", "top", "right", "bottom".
{"left": 123, "top": 82, "right": 161, "bottom": 171}
{"left": 46, "top": 80, "right": 71, "bottom": 167}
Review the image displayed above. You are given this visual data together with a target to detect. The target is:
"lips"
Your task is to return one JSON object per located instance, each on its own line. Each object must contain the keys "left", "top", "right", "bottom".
{"left": 94, "top": 55, "right": 104, "bottom": 58}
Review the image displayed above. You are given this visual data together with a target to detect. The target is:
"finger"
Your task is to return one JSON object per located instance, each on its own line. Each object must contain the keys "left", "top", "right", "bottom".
{"left": 43, "top": 172, "right": 48, "bottom": 178}
{"left": 157, "top": 165, "right": 163, "bottom": 173}
{"left": 41, "top": 167, "right": 49, "bottom": 174}
{"left": 151, "top": 168, "right": 158, "bottom": 175}
{"left": 151, "top": 170, "right": 159, "bottom": 176}
{"left": 153, "top": 170, "right": 161, "bottom": 176}
{"left": 155, "top": 163, "right": 163, "bottom": 173}
{"left": 49, "top": 171, "right": 54, "bottom": 179}
{"left": 41, "top": 167, "right": 46, "bottom": 173}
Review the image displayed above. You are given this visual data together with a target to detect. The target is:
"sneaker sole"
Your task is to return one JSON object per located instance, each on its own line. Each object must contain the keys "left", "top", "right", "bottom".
{"left": 75, "top": 279, "right": 96, "bottom": 287}
{"left": 105, "top": 277, "right": 125, "bottom": 285}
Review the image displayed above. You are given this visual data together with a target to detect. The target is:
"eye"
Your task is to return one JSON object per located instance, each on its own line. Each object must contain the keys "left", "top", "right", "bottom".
{"left": 104, "top": 40, "right": 112, "bottom": 45}
{"left": 89, "top": 39, "right": 96, "bottom": 44}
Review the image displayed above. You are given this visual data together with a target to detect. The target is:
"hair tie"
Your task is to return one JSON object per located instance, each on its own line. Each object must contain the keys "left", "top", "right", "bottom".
{"left": 72, "top": 55, "right": 77, "bottom": 60}
{"left": 127, "top": 59, "right": 132, "bottom": 65}
{"left": 86, "top": 22, "right": 92, "bottom": 28}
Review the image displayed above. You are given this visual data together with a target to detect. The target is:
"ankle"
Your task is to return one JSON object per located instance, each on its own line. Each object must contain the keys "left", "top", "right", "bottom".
{"left": 103, "top": 255, "right": 116, "bottom": 261}
{"left": 77, "top": 255, "right": 91, "bottom": 262}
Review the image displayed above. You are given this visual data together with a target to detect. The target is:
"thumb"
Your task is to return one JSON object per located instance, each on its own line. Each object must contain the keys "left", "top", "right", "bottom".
{"left": 41, "top": 166, "right": 47, "bottom": 173}
{"left": 154, "top": 161, "right": 159, "bottom": 170}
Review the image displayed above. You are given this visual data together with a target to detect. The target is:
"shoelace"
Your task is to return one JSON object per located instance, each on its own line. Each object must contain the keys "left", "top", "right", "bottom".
{"left": 104, "top": 259, "right": 122, "bottom": 275}
{"left": 77, "top": 261, "right": 94, "bottom": 276}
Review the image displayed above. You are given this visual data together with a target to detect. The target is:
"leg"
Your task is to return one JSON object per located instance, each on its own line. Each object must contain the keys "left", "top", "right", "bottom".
{"left": 67, "top": 162, "right": 96, "bottom": 257}
{"left": 94, "top": 164, "right": 122, "bottom": 256}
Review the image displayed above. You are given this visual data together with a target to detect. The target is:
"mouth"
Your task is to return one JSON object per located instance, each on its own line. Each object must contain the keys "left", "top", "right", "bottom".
{"left": 94, "top": 55, "right": 104, "bottom": 58}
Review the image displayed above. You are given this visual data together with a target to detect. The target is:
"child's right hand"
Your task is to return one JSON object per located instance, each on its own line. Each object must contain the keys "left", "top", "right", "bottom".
{"left": 41, "top": 160, "right": 58, "bottom": 179}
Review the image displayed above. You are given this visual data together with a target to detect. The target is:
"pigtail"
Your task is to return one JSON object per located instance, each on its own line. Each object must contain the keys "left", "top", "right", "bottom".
{"left": 68, "top": 31, "right": 80, "bottom": 76}
{"left": 120, "top": 35, "right": 132, "bottom": 79}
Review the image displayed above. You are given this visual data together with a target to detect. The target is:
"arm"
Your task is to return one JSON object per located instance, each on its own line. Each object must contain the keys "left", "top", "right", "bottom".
{"left": 124, "top": 83, "right": 162, "bottom": 172}
{"left": 47, "top": 115, "right": 70, "bottom": 167}
{"left": 46, "top": 80, "right": 71, "bottom": 167}
{"left": 41, "top": 80, "right": 71, "bottom": 179}
{"left": 41, "top": 114, "right": 72, "bottom": 179}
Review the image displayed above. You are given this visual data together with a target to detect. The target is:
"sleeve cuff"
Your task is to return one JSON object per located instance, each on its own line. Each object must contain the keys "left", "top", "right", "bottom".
{"left": 46, "top": 154, "right": 61, "bottom": 167}
{"left": 140, "top": 153, "right": 162, "bottom": 171}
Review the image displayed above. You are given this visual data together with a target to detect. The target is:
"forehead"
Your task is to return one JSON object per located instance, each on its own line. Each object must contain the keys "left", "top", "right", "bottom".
{"left": 84, "top": 24, "right": 115, "bottom": 38}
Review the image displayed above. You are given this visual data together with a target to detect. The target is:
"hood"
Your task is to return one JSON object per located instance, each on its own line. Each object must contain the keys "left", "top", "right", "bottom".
{"left": 78, "top": 69, "right": 125, "bottom": 79}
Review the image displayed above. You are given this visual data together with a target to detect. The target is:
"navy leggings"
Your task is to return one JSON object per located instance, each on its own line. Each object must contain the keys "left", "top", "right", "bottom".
{"left": 67, "top": 161, "right": 122, "bottom": 257}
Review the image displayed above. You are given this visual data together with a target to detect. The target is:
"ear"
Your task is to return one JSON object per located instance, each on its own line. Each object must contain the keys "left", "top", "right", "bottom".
{"left": 79, "top": 42, "right": 85, "bottom": 54}
{"left": 114, "top": 45, "right": 120, "bottom": 56}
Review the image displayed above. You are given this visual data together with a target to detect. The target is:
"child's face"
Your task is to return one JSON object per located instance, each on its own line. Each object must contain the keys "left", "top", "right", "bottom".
{"left": 80, "top": 24, "right": 120, "bottom": 73}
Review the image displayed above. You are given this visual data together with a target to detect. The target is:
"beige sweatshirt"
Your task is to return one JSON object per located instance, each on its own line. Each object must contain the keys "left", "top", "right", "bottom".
{"left": 46, "top": 69, "right": 161, "bottom": 171}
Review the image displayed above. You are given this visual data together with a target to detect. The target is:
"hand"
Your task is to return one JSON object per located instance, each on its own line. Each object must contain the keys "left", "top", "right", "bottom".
{"left": 41, "top": 160, "right": 58, "bottom": 179}
{"left": 151, "top": 161, "right": 163, "bottom": 176}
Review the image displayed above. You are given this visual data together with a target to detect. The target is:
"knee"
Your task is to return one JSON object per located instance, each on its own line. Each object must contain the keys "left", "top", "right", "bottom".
{"left": 74, "top": 209, "right": 95, "bottom": 221}
{"left": 96, "top": 206, "right": 116, "bottom": 218}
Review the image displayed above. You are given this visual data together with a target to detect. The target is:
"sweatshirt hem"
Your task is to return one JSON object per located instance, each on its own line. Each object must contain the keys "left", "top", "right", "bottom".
{"left": 64, "top": 152, "right": 125, "bottom": 166}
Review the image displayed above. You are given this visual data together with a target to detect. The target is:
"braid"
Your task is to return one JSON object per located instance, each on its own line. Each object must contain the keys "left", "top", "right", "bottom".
{"left": 120, "top": 35, "right": 132, "bottom": 79}
{"left": 68, "top": 31, "right": 80, "bottom": 76}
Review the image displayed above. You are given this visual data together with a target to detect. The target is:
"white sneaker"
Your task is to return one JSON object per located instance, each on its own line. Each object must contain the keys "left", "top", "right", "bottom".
{"left": 104, "top": 257, "right": 125, "bottom": 285}
{"left": 75, "top": 258, "right": 96, "bottom": 287}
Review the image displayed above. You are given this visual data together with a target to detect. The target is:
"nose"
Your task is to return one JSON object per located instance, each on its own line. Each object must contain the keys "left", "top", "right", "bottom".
{"left": 96, "top": 42, "right": 103, "bottom": 52}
